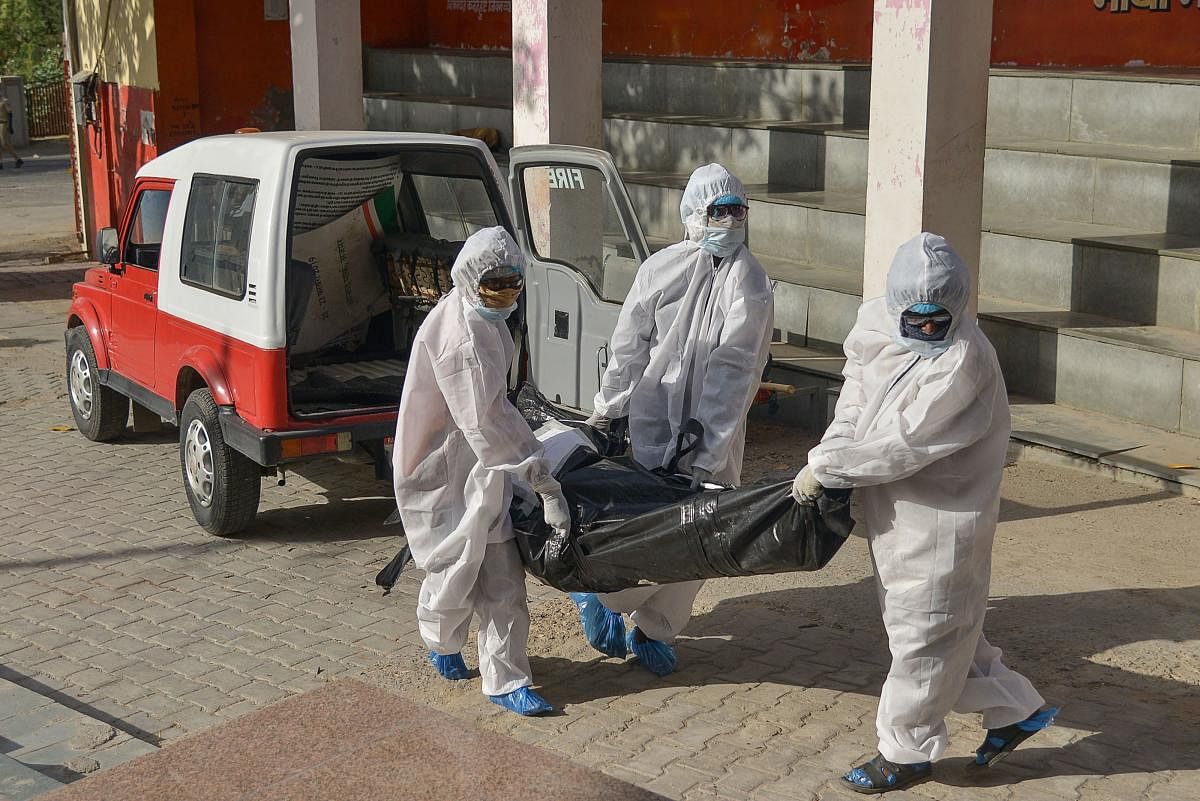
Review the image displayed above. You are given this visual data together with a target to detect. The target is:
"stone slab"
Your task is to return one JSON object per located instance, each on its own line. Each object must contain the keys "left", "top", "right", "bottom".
{"left": 980, "top": 232, "right": 1074, "bottom": 309}
{"left": 987, "top": 75, "right": 1073, "bottom": 142}
{"left": 39, "top": 680, "right": 665, "bottom": 801}
{"left": 0, "top": 753, "right": 62, "bottom": 801}
{"left": 1008, "top": 398, "right": 1146, "bottom": 460}
{"left": 1076, "top": 249, "right": 1200, "bottom": 333}
{"left": 1069, "top": 79, "right": 1200, "bottom": 151}
{"left": 983, "top": 149, "right": 1097, "bottom": 225}
{"left": 1010, "top": 398, "right": 1200, "bottom": 490}
{"left": 1183, "top": 360, "right": 1200, "bottom": 438}
{"left": 1092, "top": 159, "right": 1199, "bottom": 233}
{"left": 1054, "top": 334, "right": 1183, "bottom": 431}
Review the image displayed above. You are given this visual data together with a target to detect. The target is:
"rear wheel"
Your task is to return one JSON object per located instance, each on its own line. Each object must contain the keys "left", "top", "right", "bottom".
{"left": 179, "top": 388, "right": 261, "bottom": 536}
{"left": 66, "top": 328, "right": 129, "bottom": 441}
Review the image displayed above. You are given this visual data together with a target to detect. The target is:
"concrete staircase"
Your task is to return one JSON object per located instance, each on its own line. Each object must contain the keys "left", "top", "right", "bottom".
{"left": 363, "top": 48, "right": 1200, "bottom": 490}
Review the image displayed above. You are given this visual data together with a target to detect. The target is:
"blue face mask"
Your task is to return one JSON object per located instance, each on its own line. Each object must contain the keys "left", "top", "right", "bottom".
{"left": 476, "top": 303, "right": 516, "bottom": 322}
{"left": 700, "top": 225, "right": 745, "bottom": 257}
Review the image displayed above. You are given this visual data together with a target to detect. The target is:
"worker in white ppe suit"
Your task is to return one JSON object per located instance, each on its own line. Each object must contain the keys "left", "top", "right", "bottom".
{"left": 792, "top": 233, "right": 1057, "bottom": 793}
{"left": 392, "top": 226, "right": 570, "bottom": 717}
{"left": 574, "top": 164, "right": 774, "bottom": 677}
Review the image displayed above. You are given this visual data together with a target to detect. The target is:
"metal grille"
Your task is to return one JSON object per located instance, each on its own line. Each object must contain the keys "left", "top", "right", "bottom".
{"left": 25, "top": 82, "right": 70, "bottom": 138}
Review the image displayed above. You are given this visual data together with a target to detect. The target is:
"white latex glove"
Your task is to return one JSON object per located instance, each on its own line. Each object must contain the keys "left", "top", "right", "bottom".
{"left": 689, "top": 467, "right": 713, "bottom": 492}
{"left": 585, "top": 412, "right": 613, "bottom": 434}
{"left": 791, "top": 464, "right": 823, "bottom": 506}
{"left": 531, "top": 474, "right": 571, "bottom": 538}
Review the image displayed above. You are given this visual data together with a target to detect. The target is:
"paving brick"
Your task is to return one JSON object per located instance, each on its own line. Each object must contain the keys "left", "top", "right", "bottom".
{"left": 624, "top": 739, "right": 694, "bottom": 778}
{"left": 236, "top": 682, "right": 290, "bottom": 706}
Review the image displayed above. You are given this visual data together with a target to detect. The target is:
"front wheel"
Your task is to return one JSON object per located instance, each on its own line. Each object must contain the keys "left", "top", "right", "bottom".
{"left": 179, "top": 389, "right": 261, "bottom": 536}
{"left": 66, "top": 328, "right": 129, "bottom": 441}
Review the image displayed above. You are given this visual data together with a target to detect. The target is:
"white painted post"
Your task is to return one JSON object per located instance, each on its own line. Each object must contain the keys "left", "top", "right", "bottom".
{"left": 289, "top": 0, "right": 363, "bottom": 131}
{"left": 862, "top": 0, "right": 993, "bottom": 313}
{"left": 511, "top": 0, "right": 602, "bottom": 147}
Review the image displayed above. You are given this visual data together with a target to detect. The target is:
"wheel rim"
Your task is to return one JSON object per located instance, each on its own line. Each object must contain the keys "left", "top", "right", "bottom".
{"left": 69, "top": 350, "right": 93, "bottom": 421}
{"left": 184, "top": 418, "right": 215, "bottom": 507}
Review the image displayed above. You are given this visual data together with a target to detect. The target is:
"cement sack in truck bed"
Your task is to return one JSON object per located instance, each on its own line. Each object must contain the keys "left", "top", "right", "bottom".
{"left": 290, "top": 190, "right": 397, "bottom": 356}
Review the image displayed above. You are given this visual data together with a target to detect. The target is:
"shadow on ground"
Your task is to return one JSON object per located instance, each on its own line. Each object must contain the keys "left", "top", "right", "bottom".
{"left": 530, "top": 578, "right": 1200, "bottom": 785}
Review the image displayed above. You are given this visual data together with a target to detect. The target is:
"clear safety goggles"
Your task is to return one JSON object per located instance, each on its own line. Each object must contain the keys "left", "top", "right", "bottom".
{"left": 900, "top": 310, "right": 953, "bottom": 328}
{"left": 706, "top": 203, "right": 749, "bottom": 222}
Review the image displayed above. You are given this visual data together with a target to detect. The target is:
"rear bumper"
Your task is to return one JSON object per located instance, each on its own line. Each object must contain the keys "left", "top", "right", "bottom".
{"left": 218, "top": 408, "right": 395, "bottom": 466}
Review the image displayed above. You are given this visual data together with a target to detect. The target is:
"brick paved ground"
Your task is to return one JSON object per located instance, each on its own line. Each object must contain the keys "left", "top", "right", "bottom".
{"left": 2, "top": 262, "right": 1198, "bottom": 799}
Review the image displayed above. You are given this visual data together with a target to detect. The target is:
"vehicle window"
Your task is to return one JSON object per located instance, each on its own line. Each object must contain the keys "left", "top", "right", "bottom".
{"left": 123, "top": 189, "right": 171, "bottom": 270}
{"left": 180, "top": 175, "right": 258, "bottom": 299}
{"left": 411, "top": 175, "right": 499, "bottom": 241}
{"left": 520, "top": 165, "right": 642, "bottom": 303}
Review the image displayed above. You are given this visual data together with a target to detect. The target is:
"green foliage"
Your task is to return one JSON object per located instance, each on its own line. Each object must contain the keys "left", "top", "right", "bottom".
{"left": 0, "top": 0, "right": 64, "bottom": 86}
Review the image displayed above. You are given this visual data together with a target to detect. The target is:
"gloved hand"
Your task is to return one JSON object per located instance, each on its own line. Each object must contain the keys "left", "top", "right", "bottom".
{"left": 585, "top": 411, "right": 614, "bottom": 434}
{"left": 689, "top": 467, "right": 713, "bottom": 491}
{"left": 792, "top": 464, "right": 823, "bottom": 505}
{"left": 531, "top": 474, "right": 571, "bottom": 538}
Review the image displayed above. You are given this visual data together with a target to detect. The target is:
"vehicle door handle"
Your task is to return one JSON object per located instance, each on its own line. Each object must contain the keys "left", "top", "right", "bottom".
{"left": 143, "top": 292, "right": 154, "bottom": 302}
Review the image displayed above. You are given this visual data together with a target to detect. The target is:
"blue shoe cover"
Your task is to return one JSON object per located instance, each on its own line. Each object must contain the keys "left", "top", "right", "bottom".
{"left": 1016, "top": 705, "right": 1060, "bottom": 732}
{"left": 627, "top": 628, "right": 677, "bottom": 677}
{"left": 429, "top": 651, "right": 471, "bottom": 681}
{"left": 568, "top": 592, "right": 628, "bottom": 658}
{"left": 489, "top": 686, "right": 554, "bottom": 716}
{"left": 974, "top": 706, "right": 1060, "bottom": 766}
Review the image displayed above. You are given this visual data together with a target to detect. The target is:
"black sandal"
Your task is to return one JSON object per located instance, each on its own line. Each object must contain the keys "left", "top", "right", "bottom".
{"left": 840, "top": 753, "right": 932, "bottom": 794}
{"left": 973, "top": 705, "right": 1060, "bottom": 767}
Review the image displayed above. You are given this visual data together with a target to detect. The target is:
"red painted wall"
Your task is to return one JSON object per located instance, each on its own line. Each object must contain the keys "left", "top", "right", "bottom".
{"left": 192, "top": 3, "right": 293, "bottom": 134}
{"left": 992, "top": 2, "right": 1200, "bottom": 69}
{"left": 367, "top": 0, "right": 1200, "bottom": 69}
{"left": 84, "top": 84, "right": 159, "bottom": 231}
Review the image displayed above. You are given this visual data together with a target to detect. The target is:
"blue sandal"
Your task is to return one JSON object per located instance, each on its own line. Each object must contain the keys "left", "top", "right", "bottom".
{"left": 841, "top": 753, "right": 932, "bottom": 794}
{"left": 973, "top": 705, "right": 1060, "bottom": 767}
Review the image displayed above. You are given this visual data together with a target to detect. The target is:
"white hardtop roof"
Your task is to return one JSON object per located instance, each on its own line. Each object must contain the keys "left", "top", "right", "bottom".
{"left": 135, "top": 130, "right": 492, "bottom": 181}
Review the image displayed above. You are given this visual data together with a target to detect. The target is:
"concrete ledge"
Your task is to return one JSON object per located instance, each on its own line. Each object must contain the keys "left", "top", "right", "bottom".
{"left": 1010, "top": 398, "right": 1200, "bottom": 496}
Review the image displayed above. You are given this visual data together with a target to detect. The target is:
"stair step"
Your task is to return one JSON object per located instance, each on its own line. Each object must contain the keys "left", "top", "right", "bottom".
{"left": 1010, "top": 396, "right": 1200, "bottom": 492}
{"left": 990, "top": 136, "right": 1200, "bottom": 166}
{"left": 365, "top": 91, "right": 1200, "bottom": 236}
{"left": 980, "top": 299, "right": 1200, "bottom": 433}
{"left": 980, "top": 301, "right": 1200, "bottom": 361}
{"left": 366, "top": 48, "right": 1200, "bottom": 150}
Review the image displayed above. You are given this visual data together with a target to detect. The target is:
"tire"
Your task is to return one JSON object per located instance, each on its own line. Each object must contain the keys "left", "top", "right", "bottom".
{"left": 66, "top": 328, "right": 129, "bottom": 442}
{"left": 179, "top": 388, "right": 261, "bottom": 536}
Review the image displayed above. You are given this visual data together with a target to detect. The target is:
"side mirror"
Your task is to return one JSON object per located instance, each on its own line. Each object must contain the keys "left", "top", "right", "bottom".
{"left": 95, "top": 227, "right": 119, "bottom": 265}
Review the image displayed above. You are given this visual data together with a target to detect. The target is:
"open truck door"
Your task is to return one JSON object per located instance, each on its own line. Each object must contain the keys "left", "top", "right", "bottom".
{"left": 508, "top": 145, "right": 651, "bottom": 411}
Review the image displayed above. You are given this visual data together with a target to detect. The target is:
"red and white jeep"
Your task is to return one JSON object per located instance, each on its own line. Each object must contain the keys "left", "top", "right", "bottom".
{"left": 65, "top": 131, "right": 652, "bottom": 535}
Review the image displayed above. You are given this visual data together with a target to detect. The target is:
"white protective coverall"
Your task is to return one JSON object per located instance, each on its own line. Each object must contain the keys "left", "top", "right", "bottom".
{"left": 591, "top": 164, "right": 774, "bottom": 641}
{"left": 807, "top": 233, "right": 1044, "bottom": 764}
{"left": 393, "top": 226, "right": 549, "bottom": 697}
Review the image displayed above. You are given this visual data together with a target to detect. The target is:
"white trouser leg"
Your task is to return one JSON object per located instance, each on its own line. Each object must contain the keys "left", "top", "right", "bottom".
{"left": 953, "top": 634, "right": 1044, "bottom": 730}
{"left": 871, "top": 537, "right": 986, "bottom": 765}
{"left": 598, "top": 580, "right": 703, "bottom": 642}
{"left": 474, "top": 540, "right": 534, "bottom": 697}
{"left": 416, "top": 547, "right": 483, "bottom": 657}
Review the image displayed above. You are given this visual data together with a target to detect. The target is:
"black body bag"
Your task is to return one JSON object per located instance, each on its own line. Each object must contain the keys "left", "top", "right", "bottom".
{"left": 508, "top": 384, "right": 853, "bottom": 593}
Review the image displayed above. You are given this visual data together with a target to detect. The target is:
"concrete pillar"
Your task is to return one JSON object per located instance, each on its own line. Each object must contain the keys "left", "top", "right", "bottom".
{"left": 862, "top": 0, "right": 993, "bottom": 312}
{"left": 289, "top": 0, "right": 363, "bottom": 131}
{"left": 511, "top": 0, "right": 602, "bottom": 147}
